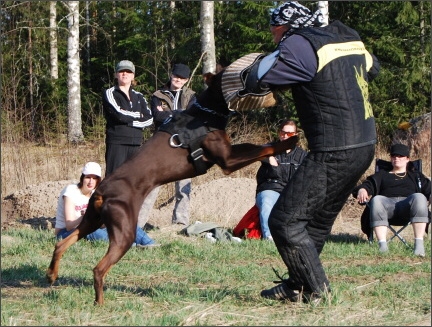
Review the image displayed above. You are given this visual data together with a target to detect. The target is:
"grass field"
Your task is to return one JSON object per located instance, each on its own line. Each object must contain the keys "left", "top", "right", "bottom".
{"left": 1, "top": 115, "right": 430, "bottom": 326}
{"left": 1, "top": 226, "right": 430, "bottom": 326}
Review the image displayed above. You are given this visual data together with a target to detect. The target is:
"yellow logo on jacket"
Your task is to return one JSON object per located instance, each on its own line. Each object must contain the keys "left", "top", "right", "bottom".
{"left": 354, "top": 65, "right": 373, "bottom": 120}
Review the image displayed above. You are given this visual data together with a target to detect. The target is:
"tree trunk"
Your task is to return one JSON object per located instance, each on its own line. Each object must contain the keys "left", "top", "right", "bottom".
{"left": 49, "top": 1, "right": 58, "bottom": 80}
{"left": 169, "top": 1, "right": 176, "bottom": 51}
{"left": 85, "top": 0, "right": 91, "bottom": 88}
{"left": 28, "top": 2, "right": 35, "bottom": 140}
{"left": 200, "top": 1, "right": 216, "bottom": 77}
{"left": 66, "top": 1, "right": 84, "bottom": 143}
{"left": 318, "top": 1, "right": 329, "bottom": 26}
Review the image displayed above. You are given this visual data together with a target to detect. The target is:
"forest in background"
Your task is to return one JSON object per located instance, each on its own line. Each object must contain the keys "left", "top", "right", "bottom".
{"left": 1, "top": 1, "right": 431, "bottom": 148}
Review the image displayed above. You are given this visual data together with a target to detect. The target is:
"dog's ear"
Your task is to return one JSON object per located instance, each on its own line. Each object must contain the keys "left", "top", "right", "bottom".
{"left": 203, "top": 72, "right": 216, "bottom": 86}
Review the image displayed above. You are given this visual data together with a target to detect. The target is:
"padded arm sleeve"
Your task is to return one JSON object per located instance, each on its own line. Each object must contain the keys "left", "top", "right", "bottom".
{"left": 242, "top": 51, "right": 280, "bottom": 96}
{"left": 243, "top": 59, "right": 270, "bottom": 95}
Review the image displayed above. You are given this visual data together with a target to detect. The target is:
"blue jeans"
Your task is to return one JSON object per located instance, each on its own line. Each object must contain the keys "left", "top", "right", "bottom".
{"left": 256, "top": 190, "right": 280, "bottom": 239}
{"left": 56, "top": 226, "right": 155, "bottom": 246}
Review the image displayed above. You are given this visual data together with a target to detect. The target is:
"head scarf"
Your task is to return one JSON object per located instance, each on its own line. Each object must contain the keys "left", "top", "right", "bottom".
{"left": 270, "top": 1, "right": 324, "bottom": 30}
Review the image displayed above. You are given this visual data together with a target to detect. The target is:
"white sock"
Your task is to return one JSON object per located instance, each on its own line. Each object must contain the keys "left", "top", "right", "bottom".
{"left": 378, "top": 240, "right": 388, "bottom": 252}
{"left": 414, "top": 238, "right": 425, "bottom": 257}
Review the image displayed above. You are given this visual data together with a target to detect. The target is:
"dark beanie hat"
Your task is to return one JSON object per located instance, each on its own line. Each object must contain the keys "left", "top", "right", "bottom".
{"left": 172, "top": 64, "right": 191, "bottom": 79}
{"left": 390, "top": 144, "right": 410, "bottom": 157}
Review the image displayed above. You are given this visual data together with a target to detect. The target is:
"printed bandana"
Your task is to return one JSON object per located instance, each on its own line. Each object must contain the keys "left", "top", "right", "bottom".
{"left": 270, "top": 1, "right": 324, "bottom": 29}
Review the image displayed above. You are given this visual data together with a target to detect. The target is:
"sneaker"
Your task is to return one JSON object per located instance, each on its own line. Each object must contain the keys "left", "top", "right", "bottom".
{"left": 260, "top": 282, "right": 301, "bottom": 302}
{"left": 261, "top": 268, "right": 324, "bottom": 304}
{"left": 143, "top": 223, "right": 159, "bottom": 231}
{"left": 261, "top": 282, "right": 322, "bottom": 304}
{"left": 302, "top": 291, "right": 322, "bottom": 305}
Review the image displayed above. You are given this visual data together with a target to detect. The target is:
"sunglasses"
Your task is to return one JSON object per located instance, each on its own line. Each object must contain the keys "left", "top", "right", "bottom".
{"left": 279, "top": 131, "right": 297, "bottom": 137}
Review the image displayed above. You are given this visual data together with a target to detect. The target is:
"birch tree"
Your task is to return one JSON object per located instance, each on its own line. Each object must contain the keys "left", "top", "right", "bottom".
{"left": 318, "top": 1, "right": 329, "bottom": 26}
{"left": 200, "top": 1, "right": 216, "bottom": 75}
{"left": 49, "top": 1, "right": 58, "bottom": 79}
{"left": 65, "top": 1, "right": 84, "bottom": 142}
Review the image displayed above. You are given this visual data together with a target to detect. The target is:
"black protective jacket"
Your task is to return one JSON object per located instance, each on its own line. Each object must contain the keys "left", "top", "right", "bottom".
{"left": 292, "top": 21, "right": 379, "bottom": 151}
{"left": 264, "top": 20, "right": 380, "bottom": 152}
{"left": 102, "top": 85, "right": 153, "bottom": 145}
{"left": 256, "top": 146, "right": 307, "bottom": 195}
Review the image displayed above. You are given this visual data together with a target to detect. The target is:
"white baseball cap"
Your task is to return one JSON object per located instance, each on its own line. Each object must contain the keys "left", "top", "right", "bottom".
{"left": 82, "top": 162, "right": 102, "bottom": 177}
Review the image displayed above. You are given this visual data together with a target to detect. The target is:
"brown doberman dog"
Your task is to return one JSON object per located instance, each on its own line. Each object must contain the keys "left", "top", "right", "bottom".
{"left": 46, "top": 70, "right": 298, "bottom": 305}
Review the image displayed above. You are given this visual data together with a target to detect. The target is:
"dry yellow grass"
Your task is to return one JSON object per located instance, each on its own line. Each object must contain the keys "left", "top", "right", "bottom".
{"left": 1, "top": 114, "right": 430, "bottom": 213}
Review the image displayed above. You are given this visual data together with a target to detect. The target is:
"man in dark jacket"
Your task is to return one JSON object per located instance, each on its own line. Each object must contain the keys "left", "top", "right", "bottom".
{"left": 255, "top": 120, "right": 306, "bottom": 240}
{"left": 150, "top": 63, "right": 196, "bottom": 129}
{"left": 245, "top": 2, "right": 380, "bottom": 302}
{"left": 138, "top": 64, "right": 196, "bottom": 227}
{"left": 353, "top": 143, "right": 431, "bottom": 256}
{"left": 102, "top": 60, "right": 153, "bottom": 176}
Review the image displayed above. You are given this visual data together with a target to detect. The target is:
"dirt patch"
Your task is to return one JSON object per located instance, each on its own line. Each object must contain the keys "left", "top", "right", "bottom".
{"left": 1, "top": 177, "right": 366, "bottom": 238}
{"left": 1, "top": 180, "right": 74, "bottom": 231}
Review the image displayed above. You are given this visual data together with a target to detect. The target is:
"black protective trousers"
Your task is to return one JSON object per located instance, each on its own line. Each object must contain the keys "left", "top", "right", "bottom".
{"left": 269, "top": 145, "right": 375, "bottom": 294}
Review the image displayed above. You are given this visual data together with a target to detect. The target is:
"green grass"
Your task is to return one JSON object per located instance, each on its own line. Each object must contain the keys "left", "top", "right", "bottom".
{"left": 1, "top": 227, "right": 430, "bottom": 326}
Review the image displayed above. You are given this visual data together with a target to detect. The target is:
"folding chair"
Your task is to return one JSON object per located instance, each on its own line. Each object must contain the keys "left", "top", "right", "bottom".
{"left": 360, "top": 158, "right": 427, "bottom": 249}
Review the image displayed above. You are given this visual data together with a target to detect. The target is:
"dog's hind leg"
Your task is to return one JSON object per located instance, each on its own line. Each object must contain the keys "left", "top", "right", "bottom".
{"left": 92, "top": 241, "right": 132, "bottom": 305}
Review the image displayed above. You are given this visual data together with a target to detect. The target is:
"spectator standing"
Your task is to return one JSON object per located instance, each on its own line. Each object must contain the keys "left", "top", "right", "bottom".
{"left": 102, "top": 60, "right": 153, "bottom": 176}
{"left": 139, "top": 64, "right": 197, "bottom": 227}
{"left": 245, "top": 1, "right": 380, "bottom": 302}
{"left": 255, "top": 120, "right": 306, "bottom": 240}
{"left": 54, "top": 162, "right": 158, "bottom": 247}
{"left": 353, "top": 143, "right": 430, "bottom": 256}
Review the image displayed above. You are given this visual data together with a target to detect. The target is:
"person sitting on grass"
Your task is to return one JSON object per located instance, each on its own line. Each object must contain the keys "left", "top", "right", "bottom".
{"left": 54, "top": 161, "right": 160, "bottom": 248}
{"left": 353, "top": 143, "right": 430, "bottom": 256}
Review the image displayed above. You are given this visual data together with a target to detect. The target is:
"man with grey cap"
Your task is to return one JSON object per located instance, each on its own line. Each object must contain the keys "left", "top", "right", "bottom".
{"left": 102, "top": 60, "right": 153, "bottom": 176}
{"left": 241, "top": 1, "right": 380, "bottom": 302}
{"left": 138, "top": 63, "right": 196, "bottom": 227}
{"left": 353, "top": 143, "right": 431, "bottom": 256}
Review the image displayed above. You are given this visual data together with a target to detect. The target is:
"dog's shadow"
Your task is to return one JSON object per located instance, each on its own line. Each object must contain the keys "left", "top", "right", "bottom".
{"left": 2, "top": 264, "right": 258, "bottom": 304}
{"left": 2, "top": 265, "right": 154, "bottom": 303}
{"left": 327, "top": 233, "right": 366, "bottom": 244}
{"left": 1, "top": 264, "right": 93, "bottom": 289}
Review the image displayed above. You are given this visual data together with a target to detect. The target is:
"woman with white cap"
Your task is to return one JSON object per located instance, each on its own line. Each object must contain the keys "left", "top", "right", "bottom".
{"left": 54, "top": 162, "right": 159, "bottom": 247}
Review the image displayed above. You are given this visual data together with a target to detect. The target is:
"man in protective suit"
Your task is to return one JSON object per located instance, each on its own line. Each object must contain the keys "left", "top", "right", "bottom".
{"left": 245, "top": 1, "right": 380, "bottom": 302}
